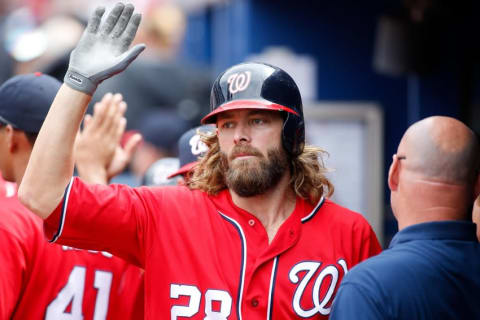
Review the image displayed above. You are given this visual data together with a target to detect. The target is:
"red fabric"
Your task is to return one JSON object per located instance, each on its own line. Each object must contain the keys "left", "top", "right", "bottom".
{"left": 201, "top": 99, "right": 300, "bottom": 124}
{"left": 0, "top": 194, "right": 144, "bottom": 320}
{"left": 45, "top": 177, "right": 381, "bottom": 319}
{"left": 0, "top": 173, "right": 16, "bottom": 198}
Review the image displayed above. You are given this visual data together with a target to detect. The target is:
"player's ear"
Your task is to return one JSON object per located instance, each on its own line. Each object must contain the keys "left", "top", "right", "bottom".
{"left": 3, "top": 124, "right": 18, "bottom": 152}
{"left": 6, "top": 125, "right": 32, "bottom": 153}
{"left": 388, "top": 154, "right": 400, "bottom": 192}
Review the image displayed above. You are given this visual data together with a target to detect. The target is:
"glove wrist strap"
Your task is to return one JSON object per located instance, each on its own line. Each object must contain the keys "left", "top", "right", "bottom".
{"left": 64, "top": 70, "right": 97, "bottom": 95}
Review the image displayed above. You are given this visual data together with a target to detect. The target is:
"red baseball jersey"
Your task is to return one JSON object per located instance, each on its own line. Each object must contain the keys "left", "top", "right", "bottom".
{"left": 0, "top": 191, "right": 144, "bottom": 319}
{"left": 0, "top": 172, "right": 16, "bottom": 198}
{"left": 45, "top": 177, "right": 381, "bottom": 319}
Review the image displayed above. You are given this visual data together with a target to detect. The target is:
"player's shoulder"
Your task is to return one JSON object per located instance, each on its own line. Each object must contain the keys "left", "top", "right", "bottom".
{"left": 0, "top": 195, "right": 42, "bottom": 228}
{"left": 136, "top": 184, "right": 208, "bottom": 201}
{"left": 314, "top": 198, "right": 371, "bottom": 227}
{"left": 0, "top": 195, "right": 43, "bottom": 242}
{"left": 134, "top": 184, "right": 214, "bottom": 218}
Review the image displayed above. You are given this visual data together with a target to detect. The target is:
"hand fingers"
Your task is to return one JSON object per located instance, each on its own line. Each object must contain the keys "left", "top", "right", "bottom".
{"left": 90, "top": 93, "right": 113, "bottom": 128}
{"left": 103, "top": 94, "right": 125, "bottom": 133}
{"left": 75, "top": 130, "right": 82, "bottom": 144}
{"left": 100, "top": 3, "right": 125, "bottom": 36}
{"left": 86, "top": 6, "right": 105, "bottom": 34}
{"left": 111, "top": 3, "right": 134, "bottom": 38}
{"left": 123, "top": 133, "right": 142, "bottom": 159}
{"left": 122, "top": 43, "right": 146, "bottom": 65}
{"left": 83, "top": 114, "right": 92, "bottom": 130}
{"left": 120, "top": 13, "right": 142, "bottom": 51}
{"left": 114, "top": 117, "right": 127, "bottom": 144}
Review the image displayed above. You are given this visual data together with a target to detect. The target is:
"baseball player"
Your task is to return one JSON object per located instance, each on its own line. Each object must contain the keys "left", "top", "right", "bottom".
{"left": 142, "top": 125, "right": 212, "bottom": 186}
{"left": 19, "top": 3, "right": 381, "bottom": 319}
{"left": 330, "top": 116, "right": 480, "bottom": 319}
{"left": 0, "top": 73, "right": 144, "bottom": 319}
{"left": 166, "top": 124, "right": 213, "bottom": 184}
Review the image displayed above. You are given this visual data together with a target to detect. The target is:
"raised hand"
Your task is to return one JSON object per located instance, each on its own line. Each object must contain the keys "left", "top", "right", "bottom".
{"left": 106, "top": 129, "right": 142, "bottom": 182}
{"left": 75, "top": 93, "right": 141, "bottom": 184}
{"left": 65, "top": 3, "right": 146, "bottom": 95}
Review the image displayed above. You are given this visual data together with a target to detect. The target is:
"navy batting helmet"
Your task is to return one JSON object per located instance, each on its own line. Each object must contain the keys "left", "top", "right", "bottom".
{"left": 201, "top": 62, "right": 305, "bottom": 156}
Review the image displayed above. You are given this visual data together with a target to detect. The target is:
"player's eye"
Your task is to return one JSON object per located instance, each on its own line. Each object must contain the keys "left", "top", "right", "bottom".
{"left": 250, "top": 118, "right": 266, "bottom": 126}
{"left": 220, "top": 121, "right": 235, "bottom": 129}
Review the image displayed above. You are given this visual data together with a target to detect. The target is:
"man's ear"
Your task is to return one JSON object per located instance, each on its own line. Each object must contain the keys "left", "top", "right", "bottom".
{"left": 388, "top": 154, "right": 400, "bottom": 192}
{"left": 474, "top": 172, "right": 480, "bottom": 200}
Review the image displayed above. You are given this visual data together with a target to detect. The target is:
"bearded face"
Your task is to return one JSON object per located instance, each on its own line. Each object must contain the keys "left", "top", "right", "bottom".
{"left": 221, "top": 144, "right": 289, "bottom": 197}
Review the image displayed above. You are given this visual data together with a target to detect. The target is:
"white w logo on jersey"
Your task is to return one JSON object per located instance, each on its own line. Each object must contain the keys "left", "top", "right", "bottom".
{"left": 289, "top": 259, "right": 348, "bottom": 317}
{"left": 227, "top": 71, "right": 251, "bottom": 94}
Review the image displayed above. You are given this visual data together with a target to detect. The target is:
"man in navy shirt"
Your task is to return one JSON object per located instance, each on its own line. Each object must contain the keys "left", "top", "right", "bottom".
{"left": 330, "top": 116, "right": 480, "bottom": 320}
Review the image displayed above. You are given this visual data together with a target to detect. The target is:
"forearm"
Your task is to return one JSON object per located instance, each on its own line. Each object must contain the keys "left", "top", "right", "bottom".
{"left": 19, "top": 85, "right": 91, "bottom": 218}
{"left": 19, "top": 3, "right": 143, "bottom": 218}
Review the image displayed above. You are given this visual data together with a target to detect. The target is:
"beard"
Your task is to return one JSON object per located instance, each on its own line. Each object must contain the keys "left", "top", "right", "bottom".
{"left": 221, "top": 144, "right": 289, "bottom": 197}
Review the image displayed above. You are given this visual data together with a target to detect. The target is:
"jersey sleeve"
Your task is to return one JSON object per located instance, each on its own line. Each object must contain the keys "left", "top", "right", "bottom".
{"left": 44, "top": 177, "right": 149, "bottom": 267}
{"left": 330, "top": 281, "right": 386, "bottom": 320}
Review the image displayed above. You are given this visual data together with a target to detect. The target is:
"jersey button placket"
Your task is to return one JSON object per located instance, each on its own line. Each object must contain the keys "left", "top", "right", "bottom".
{"left": 248, "top": 219, "right": 255, "bottom": 226}
{"left": 289, "top": 228, "right": 295, "bottom": 238}
{"left": 251, "top": 298, "right": 259, "bottom": 307}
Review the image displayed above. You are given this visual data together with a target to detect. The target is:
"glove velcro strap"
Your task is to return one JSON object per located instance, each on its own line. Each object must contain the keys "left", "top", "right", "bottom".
{"left": 64, "top": 70, "right": 97, "bottom": 95}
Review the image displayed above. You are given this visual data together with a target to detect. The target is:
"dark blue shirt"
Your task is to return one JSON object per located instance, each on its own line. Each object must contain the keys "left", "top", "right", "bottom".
{"left": 330, "top": 221, "right": 480, "bottom": 320}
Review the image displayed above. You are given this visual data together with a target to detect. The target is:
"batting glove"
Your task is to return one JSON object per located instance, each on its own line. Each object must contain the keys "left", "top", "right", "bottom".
{"left": 64, "top": 3, "right": 146, "bottom": 95}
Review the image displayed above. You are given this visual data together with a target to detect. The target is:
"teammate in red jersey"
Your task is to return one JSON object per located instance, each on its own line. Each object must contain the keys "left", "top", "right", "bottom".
{"left": 0, "top": 73, "right": 144, "bottom": 319}
{"left": 19, "top": 3, "right": 381, "bottom": 319}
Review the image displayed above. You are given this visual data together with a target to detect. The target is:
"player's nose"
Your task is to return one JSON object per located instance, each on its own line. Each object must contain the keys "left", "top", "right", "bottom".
{"left": 233, "top": 122, "right": 251, "bottom": 145}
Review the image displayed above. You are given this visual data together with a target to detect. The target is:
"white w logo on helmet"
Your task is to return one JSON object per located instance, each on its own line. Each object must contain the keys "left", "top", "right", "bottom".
{"left": 189, "top": 134, "right": 208, "bottom": 156}
{"left": 227, "top": 71, "right": 251, "bottom": 94}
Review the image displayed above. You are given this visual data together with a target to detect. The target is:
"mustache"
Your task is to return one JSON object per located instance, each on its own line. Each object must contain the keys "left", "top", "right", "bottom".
{"left": 229, "top": 145, "right": 263, "bottom": 160}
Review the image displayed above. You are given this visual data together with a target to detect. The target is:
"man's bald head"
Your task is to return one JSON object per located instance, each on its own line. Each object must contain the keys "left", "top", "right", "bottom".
{"left": 397, "top": 116, "right": 479, "bottom": 186}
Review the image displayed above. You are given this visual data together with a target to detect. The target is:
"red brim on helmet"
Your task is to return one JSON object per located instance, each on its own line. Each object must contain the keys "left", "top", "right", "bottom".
{"left": 167, "top": 161, "right": 198, "bottom": 179}
{"left": 201, "top": 99, "right": 300, "bottom": 124}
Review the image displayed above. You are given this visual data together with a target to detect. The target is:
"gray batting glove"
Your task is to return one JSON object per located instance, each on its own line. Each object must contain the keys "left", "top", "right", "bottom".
{"left": 64, "top": 3, "right": 146, "bottom": 95}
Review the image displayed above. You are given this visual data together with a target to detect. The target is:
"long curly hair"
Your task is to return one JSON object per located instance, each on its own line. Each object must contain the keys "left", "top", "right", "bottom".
{"left": 187, "top": 131, "right": 334, "bottom": 205}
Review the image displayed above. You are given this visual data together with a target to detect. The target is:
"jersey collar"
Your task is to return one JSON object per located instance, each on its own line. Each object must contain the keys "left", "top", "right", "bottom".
{"left": 389, "top": 220, "right": 477, "bottom": 248}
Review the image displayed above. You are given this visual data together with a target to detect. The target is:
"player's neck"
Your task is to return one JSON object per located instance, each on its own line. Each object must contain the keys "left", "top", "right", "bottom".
{"left": 230, "top": 173, "right": 296, "bottom": 243}
{"left": 11, "top": 151, "right": 30, "bottom": 185}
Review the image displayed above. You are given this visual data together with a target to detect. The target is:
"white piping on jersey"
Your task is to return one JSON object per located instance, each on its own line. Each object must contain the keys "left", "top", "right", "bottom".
{"left": 218, "top": 211, "right": 247, "bottom": 320}
{"left": 267, "top": 256, "right": 279, "bottom": 320}
{"left": 300, "top": 196, "right": 325, "bottom": 223}
{"left": 50, "top": 176, "right": 74, "bottom": 243}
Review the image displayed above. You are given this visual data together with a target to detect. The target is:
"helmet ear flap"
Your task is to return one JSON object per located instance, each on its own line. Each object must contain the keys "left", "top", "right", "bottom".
{"left": 282, "top": 112, "right": 305, "bottom": 156}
